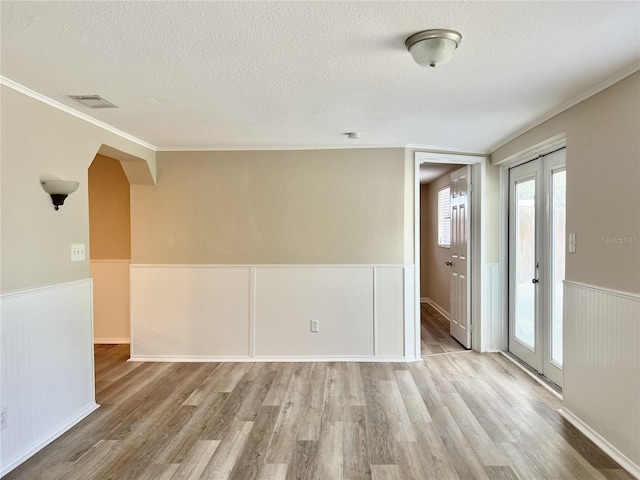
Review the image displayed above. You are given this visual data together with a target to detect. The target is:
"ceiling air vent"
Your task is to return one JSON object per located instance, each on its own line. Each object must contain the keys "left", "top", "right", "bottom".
{"left": 68, "top": 95, "right": 117, "bottom": 109}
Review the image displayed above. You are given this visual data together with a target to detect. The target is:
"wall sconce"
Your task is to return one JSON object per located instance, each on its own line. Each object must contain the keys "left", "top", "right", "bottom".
{"left": 41, "top": 180, "right": 79, "bottom": 210}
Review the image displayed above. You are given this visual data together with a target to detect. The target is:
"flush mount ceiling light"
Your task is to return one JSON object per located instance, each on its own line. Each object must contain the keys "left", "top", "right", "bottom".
{"left": 41, "top": 180, "right": 79, "bottom": 210}
{"left": 68, "top": 95, "right": 118, "bottom": 109}
{"left": 405, "top": 29, "right": 462, "bottom": 68}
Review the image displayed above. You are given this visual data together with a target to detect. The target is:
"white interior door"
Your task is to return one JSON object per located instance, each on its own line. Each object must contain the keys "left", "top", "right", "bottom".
{"left": 508, "top": 149, "right": 566, "bottom": 386}
{"left": 449, "top": 166, "right": 471, "bottom": 348}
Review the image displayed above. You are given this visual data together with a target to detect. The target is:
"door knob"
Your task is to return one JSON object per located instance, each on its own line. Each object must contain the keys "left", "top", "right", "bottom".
{"left": 446, "top": 261, "right": 453, "bottom": 266}
{"left": 531, "top": 278, "right": 539, "bottom": 284}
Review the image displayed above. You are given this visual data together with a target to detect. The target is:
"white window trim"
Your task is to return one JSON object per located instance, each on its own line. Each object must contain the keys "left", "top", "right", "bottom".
{"left": 438, "top": 185, "right": 451, "bottom": 248}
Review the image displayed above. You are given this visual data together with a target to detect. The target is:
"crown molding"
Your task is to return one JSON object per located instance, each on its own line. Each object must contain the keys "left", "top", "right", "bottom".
{"left": 489, "top": 62, "right": 640, "bottom": 154}
{"left": 154, "top": 143, "right": 410, "bottom": 152}
{"left": 5, "top": 59, "right": 637, "bottom": 156}
{"left": 156, "top": 143, "right": 487, "bottom": 153}
{"left": 0, "top": 76, "right": 157, "bottom": 151}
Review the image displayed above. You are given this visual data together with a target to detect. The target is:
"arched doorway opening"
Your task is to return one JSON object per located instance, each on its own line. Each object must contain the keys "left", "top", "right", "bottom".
{"left": 88, "top": 154, "right": 132, "bottom": 346}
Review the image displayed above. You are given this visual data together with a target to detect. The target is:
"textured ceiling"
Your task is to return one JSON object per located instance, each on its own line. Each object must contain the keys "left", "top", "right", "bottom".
{"left": 1, "top": 1, "right": 639, "bottom": 153}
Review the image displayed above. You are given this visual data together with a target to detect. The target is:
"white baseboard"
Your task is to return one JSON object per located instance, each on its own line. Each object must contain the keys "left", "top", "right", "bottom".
{"left": 94, "top": 338, "right": 130, "bottom": 344}
{"left": 129, "top": 355, "right": 414, "bottom": 363}
{"left": 423, "top": 297, "right": 450, "bottom": 321}
{"left": 558, "top": 408, "right": 640, "bottom": 479}
{"left": 0, "top": 403, "right": 100, "bottom": 477}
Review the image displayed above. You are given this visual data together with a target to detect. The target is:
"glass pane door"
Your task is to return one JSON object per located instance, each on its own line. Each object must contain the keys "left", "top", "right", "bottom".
{"left": 509, "top": 160, "right": 541, "bottom": 372}
{"left": 550, "top": 169, "right": 566, "bottom": 365}
{"left": 514, "top": 178, "right": 536, "bottom": 349}
{"left": 508, "top": 148, "right": 566, "bottom": 388}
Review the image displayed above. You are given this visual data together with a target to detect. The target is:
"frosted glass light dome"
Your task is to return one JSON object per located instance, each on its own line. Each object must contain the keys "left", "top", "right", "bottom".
{"left": 41, "top": 180, "right": 79, "bottom": 195}
{"left": 405, "top": 29, "right": 462, "bottom": 68}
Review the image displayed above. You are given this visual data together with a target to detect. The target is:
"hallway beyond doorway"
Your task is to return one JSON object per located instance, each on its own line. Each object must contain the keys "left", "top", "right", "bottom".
{"left": 420, "top": 303, "right": 466, "bottom": 356}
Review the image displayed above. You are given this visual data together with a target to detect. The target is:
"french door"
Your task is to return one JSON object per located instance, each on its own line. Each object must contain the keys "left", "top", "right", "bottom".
{"left": 508, "top": 149, "right": 566, "bottom": 387}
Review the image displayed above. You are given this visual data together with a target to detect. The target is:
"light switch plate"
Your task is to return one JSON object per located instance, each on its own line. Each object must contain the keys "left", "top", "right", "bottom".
{"left": 568, "top": 233, "right": 576, "bottom": 253}
{"left": 0, "top": 405, "right": 7, "bottom": 430}
{"left": 71, "top": 243, "right": 85, "bottom": 261}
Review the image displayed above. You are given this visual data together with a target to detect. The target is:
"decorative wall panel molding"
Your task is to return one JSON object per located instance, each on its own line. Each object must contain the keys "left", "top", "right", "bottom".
{"left": 130, "top": 265, "right": 416, "bottom": 362}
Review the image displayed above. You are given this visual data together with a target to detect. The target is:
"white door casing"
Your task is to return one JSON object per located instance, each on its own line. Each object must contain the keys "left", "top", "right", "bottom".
{"left": 414, "top": 151, "right": 486, "bottom": 353}
{"left": 449, "top": 166, "right": 472, "bottom": 348}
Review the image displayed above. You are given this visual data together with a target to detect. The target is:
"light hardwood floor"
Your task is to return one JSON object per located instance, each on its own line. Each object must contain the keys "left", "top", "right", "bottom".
{"left": 4, "top": 309, "right": 632, "bottom": 479}
{"left": 420, "top": 303, "right": 467, "bottom": 356}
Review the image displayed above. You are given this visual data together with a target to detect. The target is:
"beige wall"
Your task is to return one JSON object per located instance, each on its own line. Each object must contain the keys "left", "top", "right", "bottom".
{"left": 492, "top": 71, "right": 640, "bottom": 294}
{"left": 88, "top": 155, "right": 131, "bottom": 260}
{"left": 131, "top": 149, "right": 406, "bottom": 265}
{"left": 419, "top": 167, "right": 459, "bottom": 312}
{"left": 0, "top": 84, "right": 155, "bottom": 293}
{"left": 403, "top": 149, "right": 416, "bottom": 265}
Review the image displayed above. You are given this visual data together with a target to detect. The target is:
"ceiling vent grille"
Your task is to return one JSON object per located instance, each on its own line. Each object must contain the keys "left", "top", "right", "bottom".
{"left": 68, "top": 95, "right": 117, "bottom": 109}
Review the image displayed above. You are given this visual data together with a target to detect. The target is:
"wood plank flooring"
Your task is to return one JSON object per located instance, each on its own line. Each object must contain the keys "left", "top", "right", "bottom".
{"left": 4, "top": 310, "right": 632, "bottom": 479}
{"left": 420, "top": 303, "right": 467, "bottom": 356}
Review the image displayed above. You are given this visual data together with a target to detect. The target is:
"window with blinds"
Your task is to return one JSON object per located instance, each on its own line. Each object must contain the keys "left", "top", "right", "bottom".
{"left": 438, "top": 185, "right": 451, "bottom": 247}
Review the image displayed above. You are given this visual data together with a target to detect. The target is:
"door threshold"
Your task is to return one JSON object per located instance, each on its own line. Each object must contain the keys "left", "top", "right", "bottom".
{"left": 500, "top": 351, "right": 562, "bottom": 399}
{"left": 422, "top": 350, "right": 473, "bottom": 358}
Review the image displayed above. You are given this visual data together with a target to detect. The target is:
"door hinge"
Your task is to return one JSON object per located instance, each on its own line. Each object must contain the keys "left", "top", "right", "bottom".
{"left": 468, "top": 183, "right": 473, "bottom": 193}
{"left": 469, "top": 324, "right": 473, "bottom": 333}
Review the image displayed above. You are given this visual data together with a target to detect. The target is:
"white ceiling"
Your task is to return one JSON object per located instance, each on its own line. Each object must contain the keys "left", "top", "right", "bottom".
{"left": 1, "top": 1, "right": 639, "bottom": 153}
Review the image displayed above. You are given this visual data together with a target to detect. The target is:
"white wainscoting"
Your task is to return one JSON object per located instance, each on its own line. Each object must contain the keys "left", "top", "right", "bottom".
{"left": 130, "top": 265, "right": 416, "bottom": 362}
{"left": 130, "top": 267, "right": 251, "bottom": 358}
{"left": 91, "top": 260, "right": 130, "bottom": 344}
{"left": 255, "top": 267, "right": 373, "bottom": 357}
{"left": 486, "top": 263, "right": 503, "bottom": 351}
{"left": 375, "top": 267, "right": 405, "bottom": 357}
{"left": 0, "top": 280, "right": 98, "bottom": 477}
{"left": 561, "top": 281, "right": 640, "bottom": 477}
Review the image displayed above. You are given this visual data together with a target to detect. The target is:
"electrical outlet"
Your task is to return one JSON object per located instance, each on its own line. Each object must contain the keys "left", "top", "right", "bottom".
{"left": 71, "top": 243, "right": 85, "bottom": 262}
{"left": 1, "top": 405, "right": 7, "bottom": 430}
{"left": 310, "top": 320, "right": 319, "bottom": 333}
